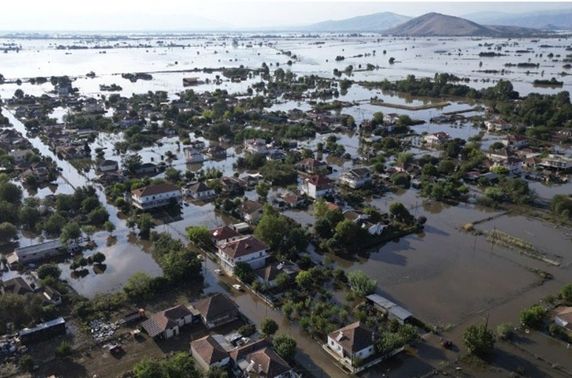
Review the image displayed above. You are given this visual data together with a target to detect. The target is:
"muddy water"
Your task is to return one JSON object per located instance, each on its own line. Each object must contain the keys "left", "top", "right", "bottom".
{"left": 3, "top": 110, "right": 164, "bottom": 296}
{"left": 311, "top": 189, "right": 555, "bottom": 328}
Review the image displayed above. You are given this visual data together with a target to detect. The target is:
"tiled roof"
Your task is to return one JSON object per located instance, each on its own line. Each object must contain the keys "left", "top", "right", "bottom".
{"left": 191, "top": 335, "right": 229, "bottom": 365}
{"left": 328, "top": 321, "right": 373, "bottom": 353}
{"left": 140, "top": 305, "right": 191, "bottom": 337}
{"left": 192, "top": 293, "right": 238, "bottom": 323}
{"left": 246, "top": 347, "right": 292, "bottom": 377}
{"left": 132, "top": 183, "right": 180, "bottom": 198}
{"left": 220, "top": 236, "right": 268, "bottom": 258}
{"left": 210, "top": 226, "right": 240, "bottom": 242}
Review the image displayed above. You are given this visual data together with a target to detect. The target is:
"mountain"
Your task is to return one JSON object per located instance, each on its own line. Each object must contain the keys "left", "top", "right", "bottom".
{"left": 383, "top": 12, "right": 541, "bottom": 37}
{"left": 464, "top": 9, "right": 572, "bottom": 30}
{"left": 301, "top": 12, "right": 410, "bottom": 32}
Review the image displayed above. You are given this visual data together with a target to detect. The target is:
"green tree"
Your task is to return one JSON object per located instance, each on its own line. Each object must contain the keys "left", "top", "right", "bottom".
{"left": 60, "top": 222, "right": 81, "bottom": 244}
{"left": 19, "top": 354, "right": 34, "bottom": 372}
{"left": 133, "top": 358, "right": 165, "bottom": 378}
{"left": 261, "top": 318, "right": 279, "bottom": 336}
{"left": 37, "top": 264, "right": 61, "bottom": 280}
{"left": 463, "top": 323, "right": 495, "bottom": 357}
{"left": 347, "top": 270, "right": 376, "bottom": 297}
{"left": 561, "top": 284, "right": 572, "bottom": 303}
{"left": 43, "top": 213, "right": 67, "bottom": 235}
{"left": 234, "top": 262, "right": 255, "bottom": 284}
{"left": 55, "top": 340, "right": 72, "bottom": 358}
{"left": 186, "top": 226, "right": 212, "bottom": 248}
{"left": 256, "top": 182, "right": 270, "bottom": 200}
{"left": 520, "top": 305, "right": 546, "bottom": 329}
{"left": 136, "top": 213, "right": 154, "bottom": 239}
{"left": 0, "top": 222, "right": 17, "bottom": 244}
{"left": 123, "top": 154, "right": 142, "bottom": 175}
{"left": 295, "top": 270, "right": 313, "bottom": 291}
{"left": 0, "top": 181, "right": 22, "bottom": 204}
{"left": 396, "top": 152, "right": 413, "bottom": 169}
{"left": 92, "top": 252, "right": 106, "bottom": 264}
{"left": 123, "top": 272, "right": 154, "bottom": 301}
{"left": 389, "top": 202, "right": 414, "bottom": 225}
{"left": 273, "top": 334, "right": 297, "bottom": 362}
{"left": 161, "top": 249, "right": 201, "bottom": 283}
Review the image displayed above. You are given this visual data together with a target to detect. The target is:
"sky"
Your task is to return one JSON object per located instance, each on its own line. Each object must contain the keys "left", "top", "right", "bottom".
{"left": 2, "top": 1, "right": 572, "bottom": 31}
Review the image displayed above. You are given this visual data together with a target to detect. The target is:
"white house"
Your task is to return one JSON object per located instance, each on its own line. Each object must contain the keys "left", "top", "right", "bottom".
{"left": 131, "top": 183, "right": 182, "bottom": 210}
{"left": 244, "top": 138, "right": 268, "bottom": 155}
{"left": 553, "top": 306, "right": 572, "bottom": 332}
{"left": 141, "top": 305, "right": 194, "bottom": 339}
{"left": 97, "top": 159, "right": 119, "bottom": 173}
{"left": 184, "top": 147, "right": 205, "bottom": 163}
{"left": 210, "top": 225, "right": 242, "bottom": 246}
{"left": 9, "top": 149, "right": 32, "bottom": 164}
{"left": 423, "top": 132, "right": 449, "bottom": 147}
{"left": 240, "top": 200, "right": 264, "bottom": 224}
{"left": 540, "top": 154, "right": 572, "bottom": 171}
{"left": 300, "top": 175, "right": 333, "bottom": 199}
{"left": 186, "top": 182, "right": 216, "bottom": 200}
{"left": 326, "top": 322, "right": 376, "bottom": 367}
{"left": 217, "top": 236, "right": 268, "bottom": 273}
{"left": 339, "top": 168, "right": 372, "bottom": 189}
{"left": 485, "top": 119, "right": 511, "bottom": 132}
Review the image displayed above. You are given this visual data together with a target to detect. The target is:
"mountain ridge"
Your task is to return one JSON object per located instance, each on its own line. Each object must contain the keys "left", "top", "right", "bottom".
{"left": 382, "top": 12, "right": 543, "bottom": 37}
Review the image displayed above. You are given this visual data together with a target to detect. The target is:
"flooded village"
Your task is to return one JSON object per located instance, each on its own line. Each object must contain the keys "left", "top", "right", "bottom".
{"left": 1, "top": 25, "right": 572, "bottom": 378}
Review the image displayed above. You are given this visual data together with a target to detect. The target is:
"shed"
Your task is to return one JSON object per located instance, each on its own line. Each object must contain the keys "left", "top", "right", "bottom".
{"left": 366, "top": 294, "right": 413, "bottom": 324}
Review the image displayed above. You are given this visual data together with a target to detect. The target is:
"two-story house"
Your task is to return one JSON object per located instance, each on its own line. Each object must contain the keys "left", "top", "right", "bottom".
{"left": 131, "top": 183, "right": 182, "bottom": 210}
{"left": 300, "top": 175, "right": 333, "bottom": 199}
{"left": 326, "top": 322, "right": 376, "bottom": 368}
{"left": 217, "top": 236, "right": 268, "bottom": 273}
{"left": 339, "top": 167, "right": 372, "bottom": 189}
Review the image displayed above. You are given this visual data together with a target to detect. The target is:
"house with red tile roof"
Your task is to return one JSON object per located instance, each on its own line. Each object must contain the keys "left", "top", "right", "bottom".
{"left": 217, "top": 235, "right": 268, "bottom": 273}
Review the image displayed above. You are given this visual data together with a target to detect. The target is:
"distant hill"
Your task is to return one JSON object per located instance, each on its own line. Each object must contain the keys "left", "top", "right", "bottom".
{"left": 464, "top": 9, "right": 572, "bottom": 30}
{"left": 301, "top": 12, "right": 410, "bottom": 32}
{"left": 383, "top": 12, "right": 542, "bottom": 37}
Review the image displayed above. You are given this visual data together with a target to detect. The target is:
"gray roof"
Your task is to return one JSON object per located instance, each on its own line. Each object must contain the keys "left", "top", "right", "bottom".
{"left": 366, "top": 294, "right": 413, "bottom": 321}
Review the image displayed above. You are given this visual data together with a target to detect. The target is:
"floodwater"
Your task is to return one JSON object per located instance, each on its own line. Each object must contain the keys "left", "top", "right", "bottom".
{"left": 1, "top": 32, "right": 572, "bottom": 376}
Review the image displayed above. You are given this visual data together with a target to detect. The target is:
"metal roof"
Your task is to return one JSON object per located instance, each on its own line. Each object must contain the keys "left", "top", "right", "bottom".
{"left": 366, "top": 294, "right": 413, "bottom": 321}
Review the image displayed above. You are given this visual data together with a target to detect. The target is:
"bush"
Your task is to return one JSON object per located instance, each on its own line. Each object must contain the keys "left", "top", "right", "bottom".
{"left": 238, "top": 324, "right": 256, "bottom": 337}
{"left": 347, "top": 270, "right": 376, "bottom": 297}
{"left": 273, "top": 334, "right": 297, "bottom": 362}
{"left": 55, "top": 341, "right": 72, "bottom": 358}
{"left": 520, "top": 305, "right": 546, "bottom": 329}
{"left": 234, "top": 262, "right": 255, "bottom": 284}
{"left": 37, "top": 264, "right": 61, "bottom": 280}
{"left": 261, "top": 318, "right": 279, "bottom": 336}
{"left": 496, "top": 323, "right": 514, "bottom": 340}
{"left": 463, "top": 323, "right": 495, "bottom": 357}
{"left": 19, "top": 355, "right": 34, "bottom": 372}
{"left": 561, "top": 284, "right": 572, "bottom": 303}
